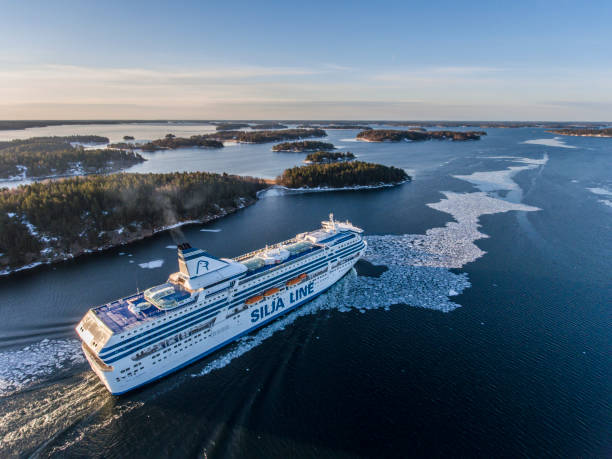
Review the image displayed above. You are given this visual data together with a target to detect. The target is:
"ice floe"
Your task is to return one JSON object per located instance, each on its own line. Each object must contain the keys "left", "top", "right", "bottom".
{"left": 587, "top": 187, "right": 612, "bottom": 196}
{"left": 138, "top": 259, "right": 164, "bottom": 269}
{"left": 587, "top": 187, "right": 612, "bottom": 208}
{"left": 455, "top": 154, "right": 548, "bottom": 201}
{"left": 523, "top": 137, "right": 576, "bottom": 149}
{"left": 0, "top": 339, "right": 86, "bottom": 397}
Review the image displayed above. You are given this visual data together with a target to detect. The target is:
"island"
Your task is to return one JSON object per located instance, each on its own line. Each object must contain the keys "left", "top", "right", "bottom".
{"left": 123, "top": 135, "right": 135, "bottom": 140}
{"left": 304, "top": 151, "right": 355, "bottom": 163}
{"left": 356, "top": 129, "right": 486, "bottom": 142}
{"left": 298, "top": 124, "right": 372, "bottom": 130}
{"left": 272, "top": 140, "right": 335, "bottom": 152}
{"left": 276, "top": 161, "right": 409, "bottom": 189}
{"left": 107, "top": 142, "right": 137, "bottom": 150}
{"left": 207, "top": 128, "right": 327, "bottom": 143}
{"left": 139, "top": 134, "right": 224, "bottom": 151}
{"left": 0, "top": 172, "right": 267, "bottom": 271}
{"left": 215, "top": 123, "right": 251, "bottom": 131}
{"left": 545, "top": 128, "right": 612, "bottom": 137}
{"left": 108, "top": 129, "right": 328, "bottom": 152}
{"left": 0, "top": 136, "right": 144, "bottom": 180}
{"left": 251, "top": 123, "right": 288, "bottom": 130}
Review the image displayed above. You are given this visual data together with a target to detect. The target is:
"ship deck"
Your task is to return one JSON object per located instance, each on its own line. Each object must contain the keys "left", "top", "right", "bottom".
{"left": 92, "top": 236, "right": 338, "bottom": 334}
{"left": 93, "top": 287, "right": 195, "bottom": 334}
{"left": 239, "top": 241, "right": 322, "bottom": 278}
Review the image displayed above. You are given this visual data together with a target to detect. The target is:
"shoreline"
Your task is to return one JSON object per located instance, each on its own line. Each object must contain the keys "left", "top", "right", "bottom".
{"left": 257, "top": 179, "right": 409, "bottom": 197}
{"left": 0, "top": 197, "right": 257, "bottom": 277}
{"left": 1, "top": 179, "right": 408, "bottom": 276}
{"left": 544, "top": 132, "right": 612, "bottom": 138}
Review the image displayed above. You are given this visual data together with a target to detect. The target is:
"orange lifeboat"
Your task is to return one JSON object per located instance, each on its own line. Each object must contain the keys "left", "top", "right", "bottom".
{"left": 286, "top": 273, "right": 308, "bottom": 286}
{"left": 263, "top": 287, "right": 280, "bottom": 297}
{"left": 245, "top": 295, "right": 264, "bottom": 305}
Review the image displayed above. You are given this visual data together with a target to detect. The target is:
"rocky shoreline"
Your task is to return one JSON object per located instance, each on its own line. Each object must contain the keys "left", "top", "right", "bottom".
{"left": 0, "top": 196, "right": 257, "bottom": 277}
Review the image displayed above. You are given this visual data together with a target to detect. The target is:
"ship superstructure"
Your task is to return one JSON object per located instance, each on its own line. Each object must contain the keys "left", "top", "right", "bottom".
{"left": 76, "top": 214, "right": 366, "bottom": 394}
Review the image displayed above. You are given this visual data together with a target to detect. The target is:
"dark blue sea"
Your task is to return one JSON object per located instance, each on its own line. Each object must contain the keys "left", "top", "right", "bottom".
{"left": 0, "top": 125, "right": 610, "bottom": 457}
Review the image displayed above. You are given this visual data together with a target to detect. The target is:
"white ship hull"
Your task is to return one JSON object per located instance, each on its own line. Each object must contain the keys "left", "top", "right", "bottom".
{"left": 85, "top": 256, "right": 360, "bottom": 394}
{"left": 78, "top": 214, "right": 365, "bottom": 394}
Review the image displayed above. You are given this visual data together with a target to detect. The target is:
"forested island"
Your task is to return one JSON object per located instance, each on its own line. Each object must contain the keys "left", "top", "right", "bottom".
{"left": 305, "top": 151, "right": 355, "bottom": 163}
{"left": 251, "top": 123, "right": 288, "bottom": 130}
{"left": 298, "top": 124, "right": 372, "bottom": 130}
{"left": 139, "top": 134, "right": 224, "bottom": 151}
{"left": 215, "top": 123, "right": 250, "bottom": 131}
{"left": 207, "top": 128, "right": 326, "bottom": 143}
{"left": 356, "top": 129, "right": 486, "bottom": 142}
{"left": 123, "top": 135, "right": 135, "bottom": 140}
{"left": 0, "top": 172, "right": 266, "bottom": 271}
{"left": 107, "top": 129, "right": 328, "bottom": 153}
{"left": 546, "top": 128, "right": 612, "bottom": 137}
{"left": 272, "top": 140, "right": 335, "bottom": 152}
{"left": 0, "top": 136, "right": 144, "bottom": 179}
{"left": 276, "top": 161, "right": 408, "bottom": 188}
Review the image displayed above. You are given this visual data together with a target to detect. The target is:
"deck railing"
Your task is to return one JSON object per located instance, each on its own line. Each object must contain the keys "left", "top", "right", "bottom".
{"left": 233, "top": 237, "right": 300, "bottom": 261}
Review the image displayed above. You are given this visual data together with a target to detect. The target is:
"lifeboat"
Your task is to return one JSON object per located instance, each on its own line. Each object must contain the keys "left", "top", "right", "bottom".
{"left": 263, "top": 287, "right": 280, "bottom": 297}
{"left": 285, "top": 277, "right": 301, "bottom": 286}
{"left": 286, "top": 273, "right": 308, "bottom": 287}
{"left": 245, "top": 295, "right": 264, "bottom": 305}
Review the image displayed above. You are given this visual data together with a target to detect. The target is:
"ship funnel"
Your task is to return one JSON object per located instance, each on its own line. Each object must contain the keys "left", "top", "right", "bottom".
{"left": 177, "top": 243, "right": 228, "bottom": 279}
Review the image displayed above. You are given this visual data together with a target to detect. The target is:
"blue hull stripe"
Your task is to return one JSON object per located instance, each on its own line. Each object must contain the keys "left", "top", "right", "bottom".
{"left": 230, "top": 257, "right": 328, "bottom": 303}
{"left": 104, "top": 302, "right": 230, "bottom": 363}
{"left": 333, "top": 241, "right": 365, "bottom": 259}
{"left": 111, "top": 281, "right": 337, "bottom": 395}
{"left": 101, "top": 297, "right": 228, "bottom": 354}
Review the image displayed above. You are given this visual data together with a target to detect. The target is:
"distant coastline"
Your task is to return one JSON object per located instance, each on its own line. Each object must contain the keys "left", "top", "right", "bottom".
{"left": 545, "top": 128, "right": 612, "bottom": 138}
{"left": 2, "top": 120, "right": 610, "bottom": 132}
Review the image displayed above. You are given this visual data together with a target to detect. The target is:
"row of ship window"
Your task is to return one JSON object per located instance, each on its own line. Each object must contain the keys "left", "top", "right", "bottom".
{"left": 238, "top": 256, "right": 326, "bottom": 294}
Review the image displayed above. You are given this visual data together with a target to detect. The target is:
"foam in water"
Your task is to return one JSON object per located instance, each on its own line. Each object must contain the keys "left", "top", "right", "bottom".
{"left": 587, "top": 187, "right": 612, "bottom": 196}
{"left": 587, "top": 187, "right": 612, "bottom": 208}
{"left": 522, "top": 137, "right": 575, "bottom": 149}
{"left": 0, "top": 339, "right": 85, "bottom": 397}
{"left": 138, "top": 259, "right": 164, "bottom": 269}
{"left": 200, "top": 228, "right": 222, "bottom": 232}
{"left": 166, "top": 244, "right": 177, "bottom": 249}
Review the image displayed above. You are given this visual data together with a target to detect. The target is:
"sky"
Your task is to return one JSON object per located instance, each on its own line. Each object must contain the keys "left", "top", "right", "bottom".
{"left": 1, "top": 0, "right": 611, "bottom": 120}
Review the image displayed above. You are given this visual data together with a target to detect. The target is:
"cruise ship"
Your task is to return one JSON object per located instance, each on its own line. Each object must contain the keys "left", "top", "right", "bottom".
{"left": 76, "top": 214, "right": 366, "bottom": 394}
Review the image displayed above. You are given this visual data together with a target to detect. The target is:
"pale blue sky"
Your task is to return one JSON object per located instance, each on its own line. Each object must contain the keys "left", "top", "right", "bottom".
{"left": 1, "top": 0, "right": 611, "bottom": 120}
